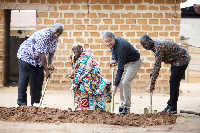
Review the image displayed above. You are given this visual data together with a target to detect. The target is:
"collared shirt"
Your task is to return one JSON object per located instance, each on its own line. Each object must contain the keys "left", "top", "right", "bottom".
{"left": 111, "top": 36, "right": 140, "bottom": 86}
{"left": 151, "top": 39, "right": 191, "bottom": 85}
{"left": 17, "top": 28, "right": 58, "bottom": 67}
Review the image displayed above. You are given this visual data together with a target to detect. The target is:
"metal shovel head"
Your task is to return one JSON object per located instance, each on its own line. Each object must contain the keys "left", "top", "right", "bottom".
{"left": 144, "top": 108, "right": 157, "bottom": 114}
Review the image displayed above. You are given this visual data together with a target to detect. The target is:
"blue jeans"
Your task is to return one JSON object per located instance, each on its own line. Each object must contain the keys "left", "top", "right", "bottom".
{"left": 17, "top": 59, "right": 44, "bottom": 106}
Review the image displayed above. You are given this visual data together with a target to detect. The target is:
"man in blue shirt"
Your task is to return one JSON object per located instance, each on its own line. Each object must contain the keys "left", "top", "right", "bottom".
{"left": 102, "top": 31, "right": 142, "bottom": 114}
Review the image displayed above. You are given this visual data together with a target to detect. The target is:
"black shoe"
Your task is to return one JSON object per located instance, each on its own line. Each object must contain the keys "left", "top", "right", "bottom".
{"left": 119, "top": 107, "right": 123, "bottom": 113}
{"left": 120, "top": 107, "right": 130, "bottom": 115}
{"left": 158, "top": 105, "right": 169, "bottom": 114}
{"left": 166, "top": 109, "right": 177, "bottom": 114}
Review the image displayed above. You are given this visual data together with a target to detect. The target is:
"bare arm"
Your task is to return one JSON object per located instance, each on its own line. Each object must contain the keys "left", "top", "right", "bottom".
{"left": 41, "top": 53, "right": 51, "bottom": 79}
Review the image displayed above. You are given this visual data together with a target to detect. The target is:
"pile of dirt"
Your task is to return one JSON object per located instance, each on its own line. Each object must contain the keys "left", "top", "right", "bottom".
{"left": 0, "top": 106, "right": 177, "bottom": 127}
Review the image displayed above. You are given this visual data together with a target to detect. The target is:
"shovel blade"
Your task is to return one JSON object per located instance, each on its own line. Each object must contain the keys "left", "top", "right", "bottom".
{"left": 144, "top": 108, "right": 149, "bottom": 114}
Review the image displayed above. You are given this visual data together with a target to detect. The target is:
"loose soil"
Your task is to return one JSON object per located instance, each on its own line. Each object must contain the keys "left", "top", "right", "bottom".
{"left": 0, "top": 106, "right": 177, "bottom": 127}
{"left": 0, "top": 82, "right": 200, "bottom": 133}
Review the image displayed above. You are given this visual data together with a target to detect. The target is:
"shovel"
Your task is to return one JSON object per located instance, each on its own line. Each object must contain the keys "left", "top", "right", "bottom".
{"left": 105, "top": 67, "right": 119, "bottom": 114}
{"left": 144, "top": 91, "right": 157, "bottom": 114}
{"left": 33, "top": 77, "right": 50, "bottom": 108}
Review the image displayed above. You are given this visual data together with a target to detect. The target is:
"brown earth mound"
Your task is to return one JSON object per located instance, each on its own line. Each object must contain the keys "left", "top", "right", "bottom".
{"left": 0, "top": 106, "right": 177, "bottom": 127}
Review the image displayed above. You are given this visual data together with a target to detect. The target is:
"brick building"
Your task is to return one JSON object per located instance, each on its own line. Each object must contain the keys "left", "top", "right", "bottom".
{"left": 0, "top": 0, "right": 188, "bottom": 92}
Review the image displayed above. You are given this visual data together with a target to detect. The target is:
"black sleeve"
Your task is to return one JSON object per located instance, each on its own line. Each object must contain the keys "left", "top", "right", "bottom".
{"left": 114, "top": 47, "right": 127, "bottom": 87}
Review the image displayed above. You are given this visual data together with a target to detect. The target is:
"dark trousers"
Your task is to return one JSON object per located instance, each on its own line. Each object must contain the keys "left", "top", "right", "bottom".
{"left": 17, "top": 59, "right": 44, "bottom": 106}
{"left": 167, "top": 64, "right": 188, "bottom": 109}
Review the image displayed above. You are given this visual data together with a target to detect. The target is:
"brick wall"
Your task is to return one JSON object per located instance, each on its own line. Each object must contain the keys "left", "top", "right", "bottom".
{"left": 0, "top": 0, "right": 182, "bottom": 92}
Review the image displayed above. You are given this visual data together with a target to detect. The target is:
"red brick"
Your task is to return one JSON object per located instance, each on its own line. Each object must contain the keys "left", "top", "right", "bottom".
{"left": 171, "top": 19, "right": 180, "bottom": 25}
{"left": 103, "top": 19, "right": 112, "bottom": 24}
{"left": 90, "top": 45, "right": 100, "bottom": 49}
{"left": 137, "top": 5, "right": 147, "bottom": 10}
{"left": 91, "top": 0, "right": 108, "bottom": 4}
{"left": 115, "top": 19, "right": 124, "bottom": 24}
{"left": 159, "top": 32, "right": 169, "bottom": 36}
{"left": 142, "top": 25, "right": 152, "bottom": 31}
{"left": 165, "top": 26, "right": 174, "bottom": 31}
{"left": 95, "top": 39, "right": 103, "bottom": 43}
{"left": 153, "top": 13, "right": 163, "bottom": 18}
{"left": 103, "top": 5, "right": 112, "bottom": 10}
{"left": 136, "top": 32, "right": 147, "bottom": 37}
{"left": 75, "top": 25, "right": 85, "bottom": 30}
{"left": 87, "top": 25, "right": 97, "bottom": 30}
{"left": 64, "top": 13, "right": 74, "bottom": 18}
{"left": 160, "top": 19, "right": 170, "bottom": 24}
{"left": 175, "top": 26, "right": 180, "bottom": 31}
{"left": 91, "top": 5, "right": 101, "bottom": 10}
{"left": 73, "top": 32, "right": 82, "bottom": 37}
{"left": 100, "top": 57, "right": 110, "bottom": 61}
{"left": 142, "top": 13, "right": 152, "bottom": 18}
{"left": 98, "top": 13, "right": 108, "bottom": 18}
{"left": 76, "top": 38, "right": 86, "bottom": 43}
{"left": 76, "top": 13, "right": 86, "bottom": 18}
{"left": 121, "top": 0, "right": 131, "bottom": 3}
{"left": 30, "top": 0, "right": 40, "bottom": 3}
{"left": 94, "top": 51, "right": 103, "bottom": 56}
{"left": 149, "top": 32, "right": 158, "bottom": 37}
{"left": 153, "top": 26, "right": 163, "bottom": 31}
{"left": 73, "top": 19, "right": 82, "bottom": 24}
{"left": 49, "top": 12, "right": 59, "bottom": 18}
{"left": 59, "top": 5, "right": 69, "bottom": 10}
{"left": 132, "top": 13, "right": 141, "bottom": 18}
{"left": 73, "top": 0, "right": 83, "bottom": 3}
{"left": 154, "top": 0, "right": 164, "bottom": 4}
{"left": 63, "top": 39, "right": 74, "bottom": 43}
{"left": 87, "top": 13, "right": 97, "bottom": 18}
{"left": 91, "top": 19, "right": 101, "bottom": 24}
{"left": 165, "top": 13, "right": 174, "bottom": 18}
{"left": 126, "top": 19, "right": 136, "bottom": 24}
{"left": 110, "top": 25, "right": 118, "bottom": 30}
{"left": 148, "top": 6, "right": 159, "bottom": 10}
{"left": 44, "top": 19, "right": 54, "bottom": 25}
{"left": 120, "top": 25, "right": 129, "bottom": 30}
{"left": 64, "top": 25, "right": 74, "bottom": 30}
{"left": 131, "top": 25, "right": 140, "bottom": 30}
{"left": 170, "top": 32, "right": 179, "bottom": 37}
{"left": 37, "top": 26, "right": 47, "bottom": 30}
{"left": 56, "top": 19, "right": 66, "bottom": 24}
{"left": 114, "top": 5, "right": 124, "bottom": 10}
{"left": 18, "top": 0, "right": 27, "bottom": 3}
{"left": 41, "top": 0, "right": 45, "bottom": 4}
{"left": 54, "top": 62, "right": 64, "bottom": 67}
{"left": 126, "top": 5, "right": 135, "bottom": 10}
{"left": 109, "top": 0, "right": 119, "bottom": 4}
{"left": 125, "top": 32, "right": 135, "bottom": 37}
{"left": 121, "top": 13, "right": 131, "bottom": 18}
{"left": 149, "top": 19, "right": 159, "bottom": 24}
{"left": 84, "top": 19, "right": 89, "bottom": 24}
{"left": 110, "top": 13, "right": 120, "bottom": 18}
{"left": 160, "top": 6, "right": 170, "bottom": 10}
{"left": 132, "top": 0, "right": 142, "bottom": 4}
{"left": 171, "top": 5, "right": 180, "bottom": 11}
{"left": 37, "top": 12, "right": 48, "bottom": 17}
{"left": 98, "top": 25, "right": 109, "bottom": 30}
{"left": 144, "top": 0, "right": 153, "bottom": 4}
{"left": 70, "top": 5, "right": 80, "bottom": 10}
{"left": 90, "top": 32, "right": 100, "bottom": 37}
{"left": 137, "top": 19, "right": 147, "bottom": 24}
{"left": 115, "top": 32, "right": 123, "bottom": 37}
{"left": 47, "top": 0, "right": 57, "bottom": 4}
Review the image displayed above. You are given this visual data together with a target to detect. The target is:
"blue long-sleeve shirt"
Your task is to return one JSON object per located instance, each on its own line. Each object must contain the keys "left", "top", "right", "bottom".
{"left": 111, "top": 36, "right": 140, "bottom": 86}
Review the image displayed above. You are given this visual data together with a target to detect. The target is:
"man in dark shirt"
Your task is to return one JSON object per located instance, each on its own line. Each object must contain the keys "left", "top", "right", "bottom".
{"left": 102, "top": 31, "right": 142, "bottom": 114}
{"left": 140, "top": 35, "right": 191, "bottom": 114}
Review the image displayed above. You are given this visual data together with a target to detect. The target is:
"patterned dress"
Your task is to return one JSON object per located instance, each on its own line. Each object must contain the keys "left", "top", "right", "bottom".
{"left": 71, "top": 48, "right": 112, "bottom": 111}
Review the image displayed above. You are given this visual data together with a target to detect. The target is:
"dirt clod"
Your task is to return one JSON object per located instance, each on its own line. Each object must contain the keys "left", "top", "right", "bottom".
{"left": 0, "top": 106, "right": 177, "bottom": 127}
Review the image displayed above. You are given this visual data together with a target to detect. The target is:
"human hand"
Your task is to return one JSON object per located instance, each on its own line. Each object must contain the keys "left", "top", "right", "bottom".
{"left": 111, "top": 86, "right": 117, "bottom": 94}
{"left": 48, "top": 64, "right": 54, "bottom": 70}
{"left": 69, "top": 72, "right": 75, "bottom": 79}
{"left": 45, "top": 70, "right": 51, "bottom": 80}
{"left": 110, "top": 61, "right": 117, "bottom": 67}
{"left": 150, "top": 84, "right": 155, "bottom": 93}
